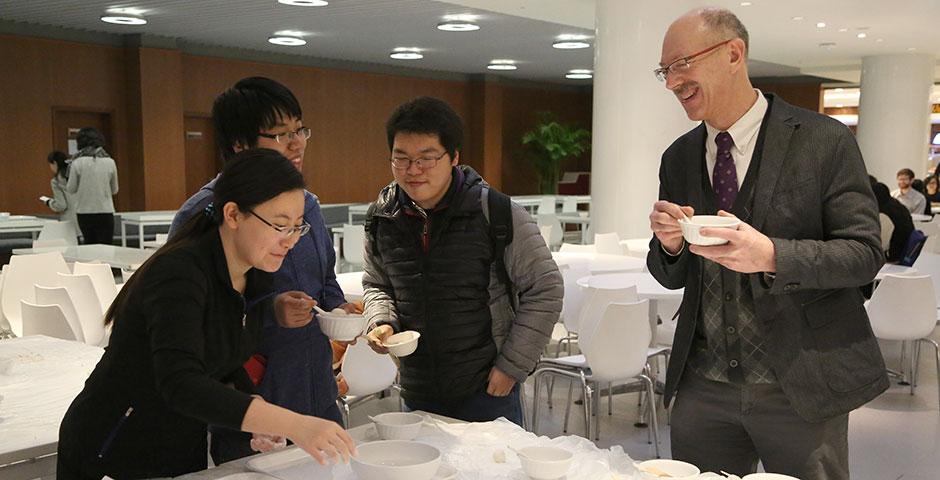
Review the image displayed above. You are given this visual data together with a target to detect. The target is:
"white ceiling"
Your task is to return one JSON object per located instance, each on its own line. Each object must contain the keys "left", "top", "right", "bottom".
{"left": 1, "top": 0, "right": 938, "bottom": 84}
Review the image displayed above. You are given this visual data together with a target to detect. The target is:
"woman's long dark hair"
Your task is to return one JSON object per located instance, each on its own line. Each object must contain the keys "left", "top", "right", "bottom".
{"left": 47, "top": 150, "right": 69, "bottom": 180}
{"left": 105, "top": 148, "right": 305, "bottom": 326}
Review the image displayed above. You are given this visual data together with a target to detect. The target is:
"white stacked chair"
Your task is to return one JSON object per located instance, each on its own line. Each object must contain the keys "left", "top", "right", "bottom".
{"left": 73, "top": 262, "right": 119, "bottom": 314}
{"left": 56, "top": 272, "right": 106, "bottom": 346}
{"left": 20, "top": 301, "right": 80, "bottom": 341}
{"left": 537, "top": 197, "right": 556, "bottom": 215}
{"left": 0, "top": 252, "right": 70, "bottom": 337}
{"left": 594, "top": 232, "right": 624, "bottom": 255}
{"left": 33, "top": 284, "right": 85, "bottom": 343}
{"left": 537, "top": 214, "right": 563, "bottom": 250}
{"left": 341, "top": 224, "right": 366, "bottom": 272}
{"left": 36, "top": 220, "right": 79, "bottom": 245}
{"left": 337, "top": 340, "right": 399, "bottom": 427}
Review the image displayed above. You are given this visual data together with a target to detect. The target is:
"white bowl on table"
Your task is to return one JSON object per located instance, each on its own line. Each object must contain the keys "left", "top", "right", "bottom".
{"left": 678, "top": 215, "right": 740, "bottom": 246}
{"left": 743, "top": 474, "right": 801, "bottom": 480}
{"left": 385, "top": 330, "right": 421, "bottom": 357}
{"left": 634, "top": 459, "right": 700, "bottom": 479}
{"left": 371, "top": 412, "right": 425, "bottom": 440}
{"left": 517, "top": 446, "right": 573, "bottom": 480}
{"left": 316, "top": 311, "right": 366, "bottom": 341}
{"left": 350, "top": 440, "right": 441, "bottom": 480}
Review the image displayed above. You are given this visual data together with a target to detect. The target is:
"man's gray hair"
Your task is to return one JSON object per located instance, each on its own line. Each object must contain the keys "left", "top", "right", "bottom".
{"left": 699, "top": 7, "right": 749, "bottom": 57}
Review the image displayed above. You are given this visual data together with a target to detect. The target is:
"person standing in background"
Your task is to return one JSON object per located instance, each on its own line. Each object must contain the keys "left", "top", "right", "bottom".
{"left": 66, "top": 127, "right": 119, "bottom": 245}
{"left": 891, "top": 168, "right": 927, "bottom": 215}
{"left": 41, "top": 150, "right": 78, "bottom": 230}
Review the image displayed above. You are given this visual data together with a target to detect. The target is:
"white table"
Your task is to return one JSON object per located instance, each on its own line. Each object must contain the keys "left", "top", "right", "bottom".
{"left": 556, "top": 213, "right": 592, "bottom": 244}
{"left": 552, "top": 252, "right": 645, "bottom": 274}
{"left": 119, "top": 211, "right": 176, "bottom": 248}
{"left": 0, "top": 216, "right": 49, "bottom": 240}
{"left": 619, "top": 238, "right": 651, "bottom": 258}
{"left": 0, "top": 336, "right": 104, "bottom": 480}
{"left": 336, "top": 271, "right": 365, "bottom": 302}
{"left": 511, "top": 195, "right": 591, "bottom": 214}
{"left": 875, "top": 263, "right": 917, "bottom": 280}
{"left": 912, "top": 213, "right": 933, "bottom": 222}
{"left": 13, "top": 244, "right": 154, "bottom": 270}
{"left": 577, "top": 272, "right": 685, "bottom": 346}
{"left": 347, "top": 204, "right": 370, "bottom": 225}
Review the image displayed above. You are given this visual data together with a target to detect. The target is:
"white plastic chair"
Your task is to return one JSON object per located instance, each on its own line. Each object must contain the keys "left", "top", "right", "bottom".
{"left": 338, "top": 340, "right": 399, "bottom": 426}
{"left": 879, "top": 213, "right": 893, "bottom": 253}
{"left": 537, "top": 214, "right": 563, "bottom": 250}
{"left": 594, "top": 232, "right": 624, "bottom": 255}
{"left": 32, "top": 238, "right": 69, "bottom": 249}
{"left": 558, "top": 243, "right": 595, "bottom": 253}
{"left": 37, "top": 220, "right": 79, "bottom": 245}
{"left": 72, "top": 262, "right": 119, "bottom": 313}
{"left": 0, "top": 252, "right": 70, "bottom": 337}
{"left": 621, "top": 238, "right": 652, "bottom": 259}
{"left": 56, "top": 272, "right": 106, "bottom": 346}
{"left": 553, "top": 257, "right": 592, "bottom": 356}
{"left": 33, "top": 284, "right": 85, "bottom": 343}
{"left": 341, "top": 224, "right": 366, "bottom": 271}
{"left": 561, "top": 197, "right": 579, "bottom": 214}
{"left": 866, "top": 274, "right": 940, "bottom": 409}
{"left": 0, "top": 266, "right": 11, "bottom": 336}
{"left": 911, "top": 252, "right": 940, "bottom": 309}
{"left": 20, "top": 301, "right": 80, "bottom": 341}
{"left": 533, "top": 300, "right": 660, "bottom": 456}
{"left": 537, "top": 197, "right": 556, "bottom": 215}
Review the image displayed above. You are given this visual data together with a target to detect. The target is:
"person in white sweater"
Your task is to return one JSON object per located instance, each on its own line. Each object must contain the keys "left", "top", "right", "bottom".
{"left": 66, "top": 128, "right": 119, "bottom": 245}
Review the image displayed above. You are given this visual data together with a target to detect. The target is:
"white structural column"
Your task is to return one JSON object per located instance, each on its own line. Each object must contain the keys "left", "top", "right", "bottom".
{"left": 856, "top": 54, "right": 935, "bottom": 184}
{"left": 591, "top": 0, "right": 698, "bottom": 240}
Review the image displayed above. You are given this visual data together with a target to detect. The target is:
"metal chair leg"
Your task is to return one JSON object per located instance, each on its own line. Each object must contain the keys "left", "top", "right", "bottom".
{"left": 594, "top": 381, "right": 601, "bottom": 441}
{"left": 532, "top": 371, "right": 543, "bottom": 434}
{"left": 563, "top": 378, "right": 574, "bottom": 433}
{"left": 922, "top": 338, "right": 940, "bottom": 411}
{"left": 642, "top": 374, "right": 661, "bottom": 458}
{"left": 580, "top": 372, "right": 592, "bottom": 440}
{"left": 608, "top": 381, "right": 613, "bottom": 416}
{"left": 913, "top": 340, "right": 922, "bottom": 389}
{"left": 520, "top": 380, "right": 530, "bottom": 431}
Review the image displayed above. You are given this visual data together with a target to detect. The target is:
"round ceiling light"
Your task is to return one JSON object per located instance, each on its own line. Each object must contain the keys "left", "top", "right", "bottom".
{"left": 437, "top": 21, "right": 479, "bottom": 32}
{"left": 277, "top": 0, "right": 329, "bottom": 6}
{"left": 390, "top": 50, "right": 423, "bottom": 60}
{"left": 566, "top": 69, "right": 593, "bottom": 80}
{"left": 487, "top": 60, "right": 517, "bottom": 71}
{"left": 100, "top": 14, "right": 147, "bottom": 25}
{"left": 268, "top": 36, "right": 306, "bottom": 46}
{"left": 553, "top": 40, "right": 590, "bottom": 50}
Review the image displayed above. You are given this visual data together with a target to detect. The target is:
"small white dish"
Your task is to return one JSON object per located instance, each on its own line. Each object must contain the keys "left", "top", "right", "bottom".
{"left": 371, "top": 412, "right": 425, "bottom": 440}
{"left": 517, "top": 446, "right": 573, "bottom": 480}
{"left": 316, "top": 311, "right": 366, "bottom": 341}
{"left": 678, "top": 215, "right": 740, "bottom": 246}
{"left": 351, "top": 440, "right": 442, "bottom": 480}
{"left": 385, "top": 330, "right": 421, "bottom": 357}
{"left": 634, "top": 459, "right": 700, "bottom": 479}
{"left": 742, "top": 474, "right": 801, "bottom": 480}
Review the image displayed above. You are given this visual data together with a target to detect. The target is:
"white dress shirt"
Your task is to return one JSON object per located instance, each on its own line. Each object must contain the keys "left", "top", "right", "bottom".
{"left": 704, "top": 90, "right": 768, "bottom": 189}
{"left": 891, "top": 188, "right": 927, "bottom": 215}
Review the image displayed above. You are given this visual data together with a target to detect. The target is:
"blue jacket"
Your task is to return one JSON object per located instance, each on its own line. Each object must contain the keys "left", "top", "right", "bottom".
{"left": 170, "top": 177, "right": 345, "bottom": 421}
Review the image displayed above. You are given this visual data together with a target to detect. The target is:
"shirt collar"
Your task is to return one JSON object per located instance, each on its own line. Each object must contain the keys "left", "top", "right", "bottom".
{"left": 705, "top": 89, "right": 768, "bottom": 153}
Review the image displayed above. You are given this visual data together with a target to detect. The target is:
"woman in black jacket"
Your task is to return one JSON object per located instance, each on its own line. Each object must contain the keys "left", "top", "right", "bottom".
{"left": 57, "top": 149, "right": 355, "bottom": 479}
{"left": 872, "top": 181, "right": 915, "bottom": 263}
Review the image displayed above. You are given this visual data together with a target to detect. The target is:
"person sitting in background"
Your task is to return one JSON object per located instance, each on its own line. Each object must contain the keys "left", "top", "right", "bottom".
{"left": 891, "top": 168, "right": 927, "bottom": 215}
{"left": 924, "top": 175, "right": 940, "bottom": 213}
{"left": 66, "top": 127, "right": 119, "bottom": 245}
{"left": 57, "top": 149, "right": 355, "bottom": 480}
{"left": 873, "top": 181, "right": 915, "bottom": 263}
{"left": 41, "top": 150, "right": 78, "bottom": 229}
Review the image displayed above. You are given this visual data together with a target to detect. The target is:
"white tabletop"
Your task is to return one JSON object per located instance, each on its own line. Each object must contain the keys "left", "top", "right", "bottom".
{"left": 875, "top": 263, "right": 917, "bottom": 280}
{"left": 0, "top": 336, "right": 104, "bottom": 477}
{"left": 336, "top": 271, "right": 365, "bottom": 302}
{"left": 576, "top": 272, "right": 684, "bottom": 300}
{"left": 552, "top": 252, "right": 645, "bottom": 274}
{"left": 118, "top": 211, "right": 177, "bottom": 223}
{"left": 911, "top": 213, "right": 932, "bottom": 222}
{"left": 12, "top": 244, "right": 153, "bottom": 270}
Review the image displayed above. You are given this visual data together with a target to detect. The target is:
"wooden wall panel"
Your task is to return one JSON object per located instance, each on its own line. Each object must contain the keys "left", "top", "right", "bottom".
{"left": 138, "top": 48, "right": 186, "bottom": 210}
{"left": 752, "top": 81, "right": 823, "bottom": 112}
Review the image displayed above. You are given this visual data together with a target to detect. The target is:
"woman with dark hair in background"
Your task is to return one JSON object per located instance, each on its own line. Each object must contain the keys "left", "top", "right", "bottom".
{"left": 872, "top": 181, "right": 915, "bottom": 263}
{"left": 66, "top": 127, "right": 119, "bottom": 244}
{"left": 41, "top": 150, "right": 78, "bottom": 229}
{"left": 924, "top": 175, "right": 940, "bottom": 214}
{"left": 56, "top": 149, "right": 355, "bottom": 480}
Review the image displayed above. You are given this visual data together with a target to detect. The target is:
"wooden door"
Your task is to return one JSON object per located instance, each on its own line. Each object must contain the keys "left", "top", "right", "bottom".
{"left": 52, "top": 110, "right": 112, "bottom": 156}
{"left": 183, "top": 115, "right": 219, "bottom": 196}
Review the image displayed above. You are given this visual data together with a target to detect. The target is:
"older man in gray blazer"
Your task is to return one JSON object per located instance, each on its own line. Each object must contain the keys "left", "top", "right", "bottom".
{"left": 648, "top": 8, "right": 888, "bottom": 480}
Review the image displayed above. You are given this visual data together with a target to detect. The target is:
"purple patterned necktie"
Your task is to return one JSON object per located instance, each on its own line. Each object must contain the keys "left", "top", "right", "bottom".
{"left": 713, "top": 131, "right": 737, "bottom": 211}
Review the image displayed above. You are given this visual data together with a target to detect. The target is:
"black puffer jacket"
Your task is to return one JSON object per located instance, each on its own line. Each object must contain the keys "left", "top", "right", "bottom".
{"left": 364, "top": 167, "right": 496, "bottom": 403}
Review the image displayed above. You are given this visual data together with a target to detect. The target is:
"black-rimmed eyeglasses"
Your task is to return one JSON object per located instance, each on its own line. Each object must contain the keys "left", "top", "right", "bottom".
{"left": 654, "top": 39, "right": 734, "bottom": 82}
{"left": 389, "top": 150, "right": 448, "bottom": 170}
{"left": 248, "top": 210, "right": 310, "bottom": 238}
{"left": 258, "top": 127, "right": 312, "bottom": 145}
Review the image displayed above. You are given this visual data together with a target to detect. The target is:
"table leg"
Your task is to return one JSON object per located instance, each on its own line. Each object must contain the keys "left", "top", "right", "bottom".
{"left": 121, "top": 222, "right": 127, "bottom": 247}
{"left": 138, "top": 224, "right": 144, "bottom": 249}
{"left": 581, "top": 222, "right": 591, "bottom": 244}
{"left": 333, "top": 231, "right": 342, "bottom": 274}
{"left": 648, "top": 299, "right": 658, "bottom": 347}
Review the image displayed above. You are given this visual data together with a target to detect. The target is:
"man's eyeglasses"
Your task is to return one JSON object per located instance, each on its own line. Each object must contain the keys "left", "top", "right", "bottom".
{"left": 389, "top": 150, "right": 448, "bottom": 170}
{"left": 258, "top": 127, "right": 312, "bottom": 145}
{"left": 248, "top": 210, "right": 310, "bottom": 238}
{"left": 653, "top": 39, "right": 734, "bottom": 82}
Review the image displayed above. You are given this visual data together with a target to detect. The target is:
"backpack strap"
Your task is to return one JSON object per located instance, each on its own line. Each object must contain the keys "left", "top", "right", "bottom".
{"left": 482, "top": 187, "right": 514, "bottom": 293}
{"left": 363, "top": 202, "right": 379, "bottom": 257}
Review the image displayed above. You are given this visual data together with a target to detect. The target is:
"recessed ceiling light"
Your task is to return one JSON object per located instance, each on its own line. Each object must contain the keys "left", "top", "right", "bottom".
{"left": 740, "top": 2, "right": 752, "bottom": 6}
{"left": 838, "top": 28, "right": 848, "bottom": 32}
{"left": 836, "top": 103, "right": 844, "bottom": 108}
{"left": 437, "top": 21, "right": 479, "bottom": 32}
{"left": 553, "top": 40, "right": 590, "bottom": 49}
{"left": 857, "top": 33, "right": 867, "bottom": 39}
{"left": 819, "top": 42, "right": 836, "bottom": 48}
{"left": 816, "top": 22, "right": 826, "bottom": 28}
{"left": 277, "top": 0, "right": 329, "bottom": 6}
{"left": 791, "top": 16, "right": 804, "bottom": 21}
{"left": 487, "top": 63, "right": 517, "bottom": 71}
{"left": 100, "top": 13, "right": 147, "bottom": 25}
{"left": 908, "top": 47, "right": 917, "bottom": 51}
{"left": 566, "top": 69, "right": 593, "bottom": 79}
{"left": 268, "top": 36, "right": 306, "bottom": 46}
{"left": 390, "top": 48, "right": 423, "bottom": 60}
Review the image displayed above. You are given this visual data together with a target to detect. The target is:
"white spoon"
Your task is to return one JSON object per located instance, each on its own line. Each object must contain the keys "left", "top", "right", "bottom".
{"left": 312, "top": 305, "right": 329, "bottom": 315}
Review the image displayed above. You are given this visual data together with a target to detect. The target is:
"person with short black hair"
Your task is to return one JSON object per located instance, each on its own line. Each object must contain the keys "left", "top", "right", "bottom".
{"left": 170, "top": 77, "right": 356, "bottom": 463}
{"left": 42, "top": 150, "right": 78, "bottom": 228}
{"left": 57, "top": 149, "right": 355, "bottom": 480}
{"left": 871, "top": 181, "right": 915, "bottom": 262}
{"left": 362, "top": 97, "right": 563, "bottom": 425}
{"left": 892, "top": 167, "right": 927, "bottom": 214}
{"left": 66, "top": 127, "right": 119, "bottom": 244}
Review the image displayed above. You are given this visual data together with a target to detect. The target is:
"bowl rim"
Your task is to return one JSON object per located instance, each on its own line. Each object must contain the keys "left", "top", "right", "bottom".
{"left": 351, "top": 440, "right": 441, "bottom": 469}
{"left": 372, "top": 412, "right": 425, "bottom": 426}
{"left": 518, "top": 446, "right": 575, "bottom": 463}
{"left": 678, "top": 215, "right": 741, "bottom": 227}
{"left": 634, "top": 458, "right": 701, "bottom": 475}
{"left": 386, "top": 330, "right": 421, "bottom": 346}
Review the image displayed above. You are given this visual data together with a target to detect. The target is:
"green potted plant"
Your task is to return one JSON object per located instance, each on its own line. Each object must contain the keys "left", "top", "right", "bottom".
{"left": 521, "top": 112, "right": 591, "bottom": 194}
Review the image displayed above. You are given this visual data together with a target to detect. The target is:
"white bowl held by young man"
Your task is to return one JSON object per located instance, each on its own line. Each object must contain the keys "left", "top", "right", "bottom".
{"left": 316, "top": 312, "right": 366, "bottom": 341}
{"left": 518, "top": 446, "right": 573, "bottom": 480}
{"left": 371, "top": 412, "right": 425, "bottom": 440}
{"left": 350, "top": 440, "right": 441, "bottom": 480}
{"left": 634, "top": 459, "right": 701, "bottom": 479}
{"left": 678, "top": 215, "right": 741, "bottom": 246}
{"left": 385, "top": 330, "right": 421, "bottom": 357}
{"left": 742, "top": 473, "right": 801, "bottom": 480}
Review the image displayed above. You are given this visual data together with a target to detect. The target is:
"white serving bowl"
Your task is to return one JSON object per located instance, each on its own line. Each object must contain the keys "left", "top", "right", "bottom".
{"left": 678, "top": 215, "right": 740, "bottom": 246}
{"left": 517, "top": 446, "right": 573, "bottom": 480}
{"left": 316, "top": 312, "right": 366, "bottom": 341}
{"left": 385, "top": 330, "right": 420, "bottom": 357}
{"left": 634, "top": 459, "right": 700, "bottom": 479}
{"left": 371, "top": 412, "right": 425, "bottom": 440}
{"left": 350, "top": 440, "right": 441, "bottom": 480}
{"left": 743, "top": 474, "right": 801, "bottom": 480}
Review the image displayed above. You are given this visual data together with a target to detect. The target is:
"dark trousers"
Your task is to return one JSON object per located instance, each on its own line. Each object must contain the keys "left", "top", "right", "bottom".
{"left": 77, "top": 213, "right": 114, "bottom": 245}
{"left": 403, "top": 384, "right": 523, "bottom": 426}
{"left": 671, "top": 372, "right": 849, "bottom": 480}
